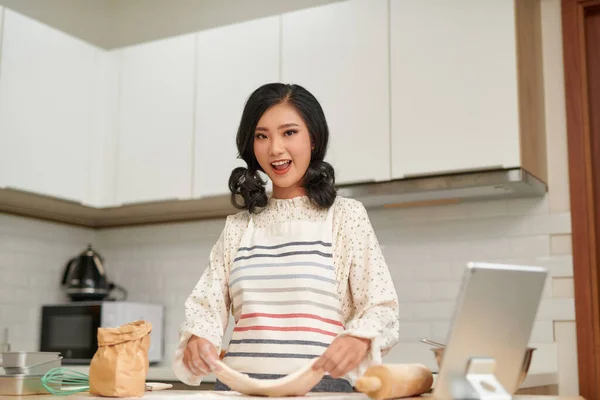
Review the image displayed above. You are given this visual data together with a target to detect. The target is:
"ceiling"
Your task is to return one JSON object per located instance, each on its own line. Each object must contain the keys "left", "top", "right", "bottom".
{"left": 0, "top": 0, "right": 343, "bottom": 49}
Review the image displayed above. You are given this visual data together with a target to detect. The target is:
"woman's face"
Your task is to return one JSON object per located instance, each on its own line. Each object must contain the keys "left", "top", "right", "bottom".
{"left": 253, "top": 102, "right": 313, "bottom": 199}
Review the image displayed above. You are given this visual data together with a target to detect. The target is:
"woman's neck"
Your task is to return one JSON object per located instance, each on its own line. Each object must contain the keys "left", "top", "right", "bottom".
{"left": 272, "top": 184, "right": 306, "bottom": 200}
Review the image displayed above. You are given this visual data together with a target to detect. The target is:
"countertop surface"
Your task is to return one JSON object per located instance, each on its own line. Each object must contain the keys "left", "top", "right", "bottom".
{"left": 58, "top": 365, "right": 559, "bottom": 390}
{"left": 0, "top": 391, "right": 585, "bottom": 400}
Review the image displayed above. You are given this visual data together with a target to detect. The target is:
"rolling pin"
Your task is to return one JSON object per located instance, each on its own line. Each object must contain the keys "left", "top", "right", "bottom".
{"left": 355, "top": 364, "right": 434, "bottom": 400}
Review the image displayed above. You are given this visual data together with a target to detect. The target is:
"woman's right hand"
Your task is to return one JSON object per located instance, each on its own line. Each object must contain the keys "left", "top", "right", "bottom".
{"left": 183, "top": 336, "right": 221, "bottom": 376}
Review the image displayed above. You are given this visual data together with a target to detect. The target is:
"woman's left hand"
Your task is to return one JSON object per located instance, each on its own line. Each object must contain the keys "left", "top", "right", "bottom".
{"left": 312, "top": 336, "right": 371, "bottom": 378}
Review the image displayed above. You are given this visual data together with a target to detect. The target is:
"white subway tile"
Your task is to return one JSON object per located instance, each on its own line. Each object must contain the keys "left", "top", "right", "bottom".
{"left": 0, "top": 288, "right": 24, "bottom": 304}
{"left": 467, "top": 238, "right": 508, "bottom": 260}
{"left": 550, "top": 234, "right": 572, "bottom": 255}
{"left": 28, "top": 272, "right": 60, "bottom": 290}
{"left": 530, "top": 321, "right": 554, "bottom": 343}
{"left": 430, "top": 282, "right": 461, "bottom": 301}
{"left": 384, "top": 342, "right": 438, "bottom": 370}
{"left": 417, "top": 218, "right": 521, "bottom": 241}
{"left": 542, "top": 276, "right": 553, "bottom": 298}
{"left": 517, "top": 213, "right": 572, "bottom": 236}
{"left": 396, "top": 283, "right": 431, "bottom": 302}
{"left": 535, "top": 256, "right": 573, "bottom": 277}
{"left": 431, "top": 241, "right": 470, "bottom": 262}
{"left": 2, "top": 306, "right": 37, "bottom": 325}
{"left": 0, "top": 268, "right": 30, "bottom": 288}
{"left": 507, "top": 236, "right": 551, "bottom": 258}
{"left": 397, "top": 303, "right": 413, "bottom": 321}
{"left": 466, "top": 200, "right": 508, "bottom": 218}
{"left": 554, "top": 321, "right": 579, "bottom": 395}
{"left": 428, "top": 203, "right": 472, "bottom": 220}
{"left": 527, "top": 342, "right": 558, "bottom": 373}
{"left": 536, "top": 297, "right": 575, "bottom": 321}
{"left": 430, "top": 321, "right": 451, "bottom": 342}
{"left": 413, "top": 302, "right": 455, "bottom": 321}
{"left": 552, "top": 277, "right": 574, "bottom": 298}
{"left": 411, "top": 262, "right": 465, "bottom": 282}
{"left": 506, "top": 197, "right": 549, "bottom": 216}
{"left": 398, "top": 322, "right": 431, "bottom": 342}
{"left": 165, "top": 294, "right": 189, "bottom": 309}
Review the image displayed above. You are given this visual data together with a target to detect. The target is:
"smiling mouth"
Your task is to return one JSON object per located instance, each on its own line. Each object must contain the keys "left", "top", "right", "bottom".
{"left": 271, "top": 160, "right": 292, "bottom": 173}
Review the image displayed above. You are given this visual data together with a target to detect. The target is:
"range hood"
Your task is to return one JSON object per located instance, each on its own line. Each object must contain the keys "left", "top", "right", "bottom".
{"left": 338, "top": 168, "right": 546, "bottom": 209}
{"left": 0, "top": 168, "right": 546, "bottom": 228}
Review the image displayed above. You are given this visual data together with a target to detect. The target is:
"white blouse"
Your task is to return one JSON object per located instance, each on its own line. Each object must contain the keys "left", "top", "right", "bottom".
{"left": 173, "top": 196, "right": 400, "bottom": 385}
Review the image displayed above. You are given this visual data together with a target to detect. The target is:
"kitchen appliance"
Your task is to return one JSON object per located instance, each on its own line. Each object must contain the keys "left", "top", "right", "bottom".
{"left": 1, "top": 352, "right": 62, "bottom": 375}
{"left": 432, "top": 262, "right": 547, "bottom": 400}
{"left": 0, "top": 352, "right": 62, "bottom": 395}
{"left": 40, "top": 302, "right": 164, "bottom": 365}
{"left": 61, "top": 245, "right": 126, "bottom": 302}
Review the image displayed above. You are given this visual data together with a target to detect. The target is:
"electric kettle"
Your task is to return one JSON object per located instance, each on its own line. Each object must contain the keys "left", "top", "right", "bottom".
{"left": 61, "top": 245, "right": 127, "bottom": 301}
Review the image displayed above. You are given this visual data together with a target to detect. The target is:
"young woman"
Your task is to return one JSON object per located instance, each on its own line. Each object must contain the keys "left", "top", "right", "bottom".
{"left": 173, "top": 83, "right": 399, "bottom": 392}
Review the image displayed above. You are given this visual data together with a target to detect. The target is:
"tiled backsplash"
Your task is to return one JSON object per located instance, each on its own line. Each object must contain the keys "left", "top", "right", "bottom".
{"left": 0, "top": 213, "right": 95, "bottom": 351}
{"left": 0, "top": 194, "right": 574, "bottom": 376}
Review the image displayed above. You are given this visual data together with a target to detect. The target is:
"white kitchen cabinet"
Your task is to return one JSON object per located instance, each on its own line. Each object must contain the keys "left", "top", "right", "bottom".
{"left": 390, "top": 0, "right": 543, "bottom": 180}
{"left": 194, "top": 16, "right": 279, "bottom": 198}
{"left": 116, "top": 34, "right": 195, "bottom": 204}
{"left": 0, "top": 9, "right": 97, "bottom": 202}
{"left": 84, "top": 50, "right": 121, "bottom": 208}
{"left": 281, "top": 0, "right": 390, "bottom": 185}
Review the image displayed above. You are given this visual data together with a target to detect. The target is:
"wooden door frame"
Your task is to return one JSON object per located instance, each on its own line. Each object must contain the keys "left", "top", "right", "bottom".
{"left": 562, "top": 0, "right": 600, "bottom": 399}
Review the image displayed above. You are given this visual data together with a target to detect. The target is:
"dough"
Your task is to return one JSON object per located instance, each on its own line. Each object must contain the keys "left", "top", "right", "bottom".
{"left": 213, "top": 359, "right": 326, "bottom": 397}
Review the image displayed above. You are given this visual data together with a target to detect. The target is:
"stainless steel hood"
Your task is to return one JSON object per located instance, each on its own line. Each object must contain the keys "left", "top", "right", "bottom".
{"left": 336, "top": 168, "right": 546, "bottom": 209}
{"left": 0, "top": 168, "right": 546, "bottom": 228}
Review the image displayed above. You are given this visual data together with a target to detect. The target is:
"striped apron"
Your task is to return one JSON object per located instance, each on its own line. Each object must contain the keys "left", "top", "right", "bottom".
{"left": 216, "top": 203, "right": 352, "bottom": 392}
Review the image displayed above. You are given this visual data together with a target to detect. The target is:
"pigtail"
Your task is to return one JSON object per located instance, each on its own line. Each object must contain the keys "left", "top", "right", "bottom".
{"left": 303, "top": 160, "right": 336, "bottom": 208}
{"left": 228, "top": 167, "right": 268, "bottom": 213}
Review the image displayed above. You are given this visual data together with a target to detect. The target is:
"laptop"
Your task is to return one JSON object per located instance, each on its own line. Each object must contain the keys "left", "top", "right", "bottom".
{"left": 432, "top": 262, "right": 548, "bottom": 400}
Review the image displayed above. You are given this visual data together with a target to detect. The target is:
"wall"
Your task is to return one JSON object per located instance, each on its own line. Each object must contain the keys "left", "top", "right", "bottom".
{"left": 0, "top": 214, "right": 95, "bottom": 351}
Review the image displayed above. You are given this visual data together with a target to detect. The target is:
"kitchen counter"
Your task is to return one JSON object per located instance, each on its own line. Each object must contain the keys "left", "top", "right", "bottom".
{"left": 60, "top": 365, "right": 558, "bottom": 390}
{"left": 59, "top": 365, "right": 215, "bottom": 383}
{"left": 0, "top": 391, "right": 585, "bottom": 400}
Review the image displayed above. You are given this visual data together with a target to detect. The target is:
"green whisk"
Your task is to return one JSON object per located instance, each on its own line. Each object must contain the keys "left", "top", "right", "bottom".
{"left": 41, "top": 367, "right": 90, "bottom": 395}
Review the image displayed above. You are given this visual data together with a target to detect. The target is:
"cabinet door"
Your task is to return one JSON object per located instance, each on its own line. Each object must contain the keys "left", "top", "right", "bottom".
{"left": 84, "top": 50, "right": 121, "bottom": 208}
{"left": 281, "top": 0, "right": 390, "bottom": 185}
{"left": 194, "top": 16, "right": 279, "bottom": 198}
{"left": 390, "top": 0, "right": 521, "bottom": 178}
{"left": 0, "top": 9, "right": 96, "bottom": 202}
{"left": 116, "top": 34, "right": 195, "bottom": 204}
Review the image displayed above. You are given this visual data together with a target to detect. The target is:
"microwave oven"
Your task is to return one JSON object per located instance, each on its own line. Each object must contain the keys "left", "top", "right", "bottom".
{"left": 40, "top": 301, "right": 164, "bottom": 364}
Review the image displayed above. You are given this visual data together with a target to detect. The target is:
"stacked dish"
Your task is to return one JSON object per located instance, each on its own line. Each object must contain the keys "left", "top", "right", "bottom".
{"left": 0, "top": 352, "right": 62, "bottom": 395}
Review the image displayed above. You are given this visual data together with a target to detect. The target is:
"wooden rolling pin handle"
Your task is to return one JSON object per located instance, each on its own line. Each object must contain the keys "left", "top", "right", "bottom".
{"left": 355, "top": 376, "right": 383, "bottom": 392}
{"left": 355, "top": 364, "right": 433, "bottom": 400}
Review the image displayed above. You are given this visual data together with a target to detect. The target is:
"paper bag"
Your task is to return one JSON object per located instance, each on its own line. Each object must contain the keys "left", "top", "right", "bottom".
{"left": 89, "top": 320, "right": 152, "bottom": 397}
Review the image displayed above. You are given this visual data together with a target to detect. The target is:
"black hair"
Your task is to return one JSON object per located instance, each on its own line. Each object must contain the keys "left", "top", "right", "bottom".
{"left": 228, "top": 83, "right": 336, "bottom": 213}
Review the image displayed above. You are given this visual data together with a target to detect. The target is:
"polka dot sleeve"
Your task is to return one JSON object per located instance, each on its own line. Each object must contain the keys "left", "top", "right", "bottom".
{"left": 333, "top": 199, "right": 400, "bottom": 373}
